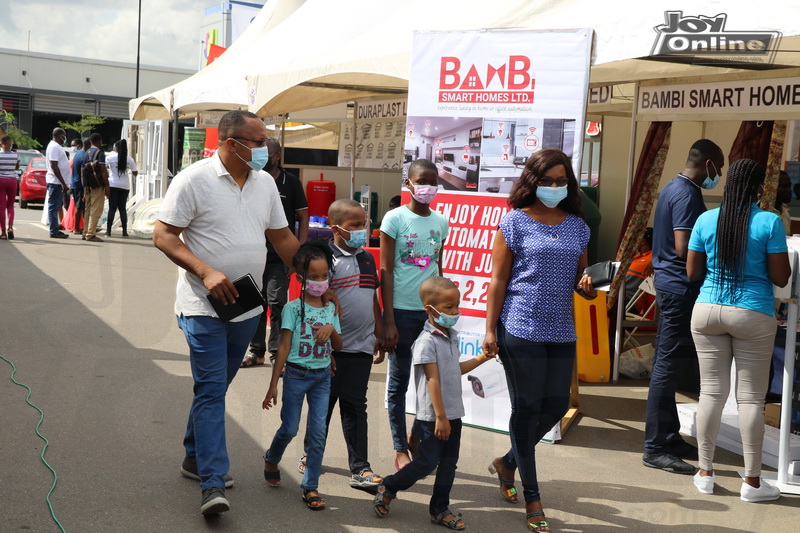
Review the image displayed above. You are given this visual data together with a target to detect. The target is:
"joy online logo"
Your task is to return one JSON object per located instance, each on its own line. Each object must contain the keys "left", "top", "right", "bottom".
{"left": 438, "top": 56, "right": 536, "bottom": 104}
{"left": 651, "top": 11, "right": 780, "bottom": 63}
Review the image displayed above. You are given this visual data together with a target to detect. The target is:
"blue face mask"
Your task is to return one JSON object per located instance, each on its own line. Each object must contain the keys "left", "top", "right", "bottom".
{"left": 536, "top": 185, "right": 568, "bottom": 208}
{"left": 702, "top": 161, "right": 720, "bottom": 190}
{"left": 336, "top": 226, "right": 367, "bottom": 249}
{"left": 429, "top": 305, "right": 460, "bottom": 328}
{"left": 233, "top": 139, "right": 270, "bottom": 171}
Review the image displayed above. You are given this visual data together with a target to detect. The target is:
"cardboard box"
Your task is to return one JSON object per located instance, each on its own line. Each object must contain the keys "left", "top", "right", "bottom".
{"left": 765, "top": 402, "right": 781, "bottom": 429}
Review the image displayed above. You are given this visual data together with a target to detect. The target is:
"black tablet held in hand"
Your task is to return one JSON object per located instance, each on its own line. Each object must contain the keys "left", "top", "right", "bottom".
{"left": 583, "top": 260, "right": 614, "bottom": 287}
{"left": 206, "top": 273, "right": 266, "bottom": 322}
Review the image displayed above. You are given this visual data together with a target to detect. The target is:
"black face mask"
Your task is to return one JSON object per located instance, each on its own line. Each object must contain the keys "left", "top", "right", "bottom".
{"left": 265, "top": 155, "right": 277, "bottom": 172}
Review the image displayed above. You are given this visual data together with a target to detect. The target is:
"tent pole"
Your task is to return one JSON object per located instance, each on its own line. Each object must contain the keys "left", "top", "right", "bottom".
{"left": 280, "top": 117, "right": 286, "bottom": 165}
{"left": 350, "top": 101, "right": 357, "bottom": 200}
{"left": 171, "top": 110, "right": 179, "bottom": 176}
{"left": 613, "top": 82, "right": 640, "bottom": 382}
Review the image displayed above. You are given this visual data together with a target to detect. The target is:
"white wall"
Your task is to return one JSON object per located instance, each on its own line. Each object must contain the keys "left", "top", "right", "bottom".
{"left": 0, "top": 48, "right": 192, "bottom": 98}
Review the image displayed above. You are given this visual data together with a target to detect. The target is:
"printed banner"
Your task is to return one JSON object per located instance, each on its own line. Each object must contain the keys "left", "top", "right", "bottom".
{"left": 338, "top": 98, "right": 407, "bottom": 169}
{"left": 399, "top": 29, "right": 592, "bottom": 434}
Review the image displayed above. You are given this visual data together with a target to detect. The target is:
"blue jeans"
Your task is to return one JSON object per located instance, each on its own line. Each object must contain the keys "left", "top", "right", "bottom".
{"left": 497, "top": 322, "right": 575, "bottom": 503}
{"left": 644, "top": 289, "right": 699, "bottom": 454}
{"left": 387, "top": 308, "right": 428, "bottom": 451}
{"left": 266, "top": 364, "right": 331, "bottom": 491}
{"left": 382, "top": 418, "right": 462, "bottom": 516}
{"left": 177, "top": 314, "right": 259, "bottom": 491}
{"left": 47, "top": 184, "right": 64, "bottom": 236}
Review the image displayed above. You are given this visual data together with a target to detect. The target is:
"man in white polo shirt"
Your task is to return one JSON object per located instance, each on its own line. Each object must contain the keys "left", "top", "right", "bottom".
{"left": 45, "top": 127, "right": 70, "bottom": 239}
{"left": 153, "top": 110, "right": 300, "bottom": 516}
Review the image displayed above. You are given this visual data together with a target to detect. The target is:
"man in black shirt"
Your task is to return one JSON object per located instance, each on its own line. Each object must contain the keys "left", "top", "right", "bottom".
{"left": 241, "top": 138, "right": 308, "bottom": 366}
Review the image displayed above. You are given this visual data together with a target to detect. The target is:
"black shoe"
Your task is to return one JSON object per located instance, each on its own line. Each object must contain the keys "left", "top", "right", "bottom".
{"left": 105, "top": 230, "right": 111, "bottom": 237}
{"left": 181, "top": 457, "right": 234, "bottom": 488}
{"left": 200, "top": 487, "right": 229, "bottom": 515}
{"left": 642, "top": 452, "right": 695, "bottom": 474}
{"left": 50, "top": 232, "right": 69, "bottom": 239}
{"left": 669, "top": 440, "right": 698, "bottom": 460}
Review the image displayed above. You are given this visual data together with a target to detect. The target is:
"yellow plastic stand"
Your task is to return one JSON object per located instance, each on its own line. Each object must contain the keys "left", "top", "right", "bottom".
{"left": 574, "top": 290, "right": 611, "bottom": 383}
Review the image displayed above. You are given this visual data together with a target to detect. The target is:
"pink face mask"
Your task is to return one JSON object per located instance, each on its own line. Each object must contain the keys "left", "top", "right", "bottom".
{"left": 410, "top": 184, "right": 438, "bottom": 204}
{"left": 304, "top": 279, "right": 329, "bottom": 297}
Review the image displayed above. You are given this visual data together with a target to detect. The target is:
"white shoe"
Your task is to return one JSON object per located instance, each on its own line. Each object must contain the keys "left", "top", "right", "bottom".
{"left": 740, "top": 479, "right": 780, "bottom": 502}
{"left": 693, "top": 471, "right": 715, "bottom": 494}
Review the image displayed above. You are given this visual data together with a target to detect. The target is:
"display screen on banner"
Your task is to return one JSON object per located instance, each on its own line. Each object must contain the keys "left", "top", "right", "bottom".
{"left": 400, "top": 28, "right": 592, "bottom": 434}
{"left": 339, "top": 98, "right": 407, "bottom": 169}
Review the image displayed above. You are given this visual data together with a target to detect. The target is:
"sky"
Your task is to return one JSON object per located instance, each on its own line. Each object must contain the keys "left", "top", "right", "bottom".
{"left": 1, "top": 1, "right": 227, "bottom": 71}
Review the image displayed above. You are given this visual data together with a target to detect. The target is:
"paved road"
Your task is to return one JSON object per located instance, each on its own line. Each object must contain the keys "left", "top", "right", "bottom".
{"left": 2, "top": 206, "right": 799, "bottom": 532}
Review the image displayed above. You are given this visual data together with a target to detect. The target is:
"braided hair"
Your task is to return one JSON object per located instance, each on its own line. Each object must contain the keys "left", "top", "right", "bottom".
{"left": 293, "top": 239, "right": 334, "bottom": 326}
{"left": 714, "top": 158, "right": 765, "bottom": 302}
{"left": 115, "top": 139, "right": 128, "bottom": 173}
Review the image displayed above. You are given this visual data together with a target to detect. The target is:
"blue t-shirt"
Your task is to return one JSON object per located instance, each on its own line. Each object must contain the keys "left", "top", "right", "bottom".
{"left": 281, "top": 299, "right": 341, "bottom": 369}
{"left": 689, "top": 205, "right": 787, "bottom": 316}
{"left": 652, "top": 175, "right": 706, "bottom": 295}
{"left": 380, "top": 205, "right": 448, "bottom": 310}
{"left": 499, "top": 209, "right": 590, "bottom": 343}
{"left": 71, "top": 149, "right": 85, "bottom": 188}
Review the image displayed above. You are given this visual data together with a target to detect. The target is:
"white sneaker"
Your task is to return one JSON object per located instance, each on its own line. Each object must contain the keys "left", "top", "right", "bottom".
{"left": 740, "top": 479, "right": 780, "bottom": 502}
{"left": 693, "top": 471, "right": 715, "bottom": 494}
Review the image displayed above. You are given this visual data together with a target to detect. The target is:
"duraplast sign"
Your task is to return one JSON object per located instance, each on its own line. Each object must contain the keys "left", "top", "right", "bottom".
{"left": 409, "top": 28, "right": 591, "bottom": 119}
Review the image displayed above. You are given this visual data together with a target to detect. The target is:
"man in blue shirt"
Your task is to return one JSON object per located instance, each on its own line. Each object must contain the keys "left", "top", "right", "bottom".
{"left": 70, "top": 138, "right": 90, "bottom": 234}
{"left": 643, "top": 139, "right": 724, "bottom": 474}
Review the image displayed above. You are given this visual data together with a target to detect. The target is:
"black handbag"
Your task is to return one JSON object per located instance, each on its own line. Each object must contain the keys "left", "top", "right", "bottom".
{"left": 583, "top": 260, "right": 614, "bottom": 287}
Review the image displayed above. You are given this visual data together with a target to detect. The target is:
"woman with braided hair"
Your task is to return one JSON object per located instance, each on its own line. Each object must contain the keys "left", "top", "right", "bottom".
{"left": 687, "top": 158, "right": 790, "bottom": 502}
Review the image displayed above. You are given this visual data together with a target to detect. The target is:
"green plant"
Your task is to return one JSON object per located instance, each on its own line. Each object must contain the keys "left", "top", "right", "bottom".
{"left": 58, "top": 113, "right": 107, "bottom": 135}
{"left": 0, "top": 111, "right": 42, "bottom": 149}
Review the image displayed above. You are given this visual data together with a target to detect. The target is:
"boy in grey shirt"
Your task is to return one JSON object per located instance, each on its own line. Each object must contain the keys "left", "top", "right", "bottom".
{"left": 373, "top": 276, "right": 492, "bottom": 529}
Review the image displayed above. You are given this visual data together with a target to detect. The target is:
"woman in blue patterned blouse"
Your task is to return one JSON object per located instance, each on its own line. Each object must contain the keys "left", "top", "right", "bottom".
{"left": 483, "top": 149, "right": 596, "bottom": 533}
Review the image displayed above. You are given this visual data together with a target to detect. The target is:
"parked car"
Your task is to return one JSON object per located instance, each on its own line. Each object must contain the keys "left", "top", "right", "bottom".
{"left": 14, "top": 149, "right": 43, "bottom": 196}
{"left": 19, "top": 157, "right": 48, "bottom": 208}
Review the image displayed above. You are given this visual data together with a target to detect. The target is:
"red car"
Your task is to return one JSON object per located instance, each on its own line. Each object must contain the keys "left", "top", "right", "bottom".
{"left": 19, "top": 157, "right": 48, "bottom": 208}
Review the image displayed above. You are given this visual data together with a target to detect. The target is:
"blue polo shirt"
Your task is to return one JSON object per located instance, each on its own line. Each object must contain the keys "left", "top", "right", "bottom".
{"left": 689, "top": 205, "right": 787, "bottom": 316}
{"left": 71, "top": 149, "right": 85, "bottom": 188}
{"left": 652, "top": 175, "right": 706, "bottom": 295}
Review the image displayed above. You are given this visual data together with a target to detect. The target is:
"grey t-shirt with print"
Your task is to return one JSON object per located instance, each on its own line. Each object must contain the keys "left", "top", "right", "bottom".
{"left": 412, "top": 321, "right": 464, "bottom": 422}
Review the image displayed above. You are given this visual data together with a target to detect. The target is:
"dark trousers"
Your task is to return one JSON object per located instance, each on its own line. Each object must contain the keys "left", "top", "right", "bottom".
{"left": 249, "top": 262, "right": 289, "bottom": 358}
{"left": 107, "top": 187, "right": 129, "bottom": 233}
{"left": 303, "top": 352, "right": 374, "bottom": 474}
{"left": 644, "top": 289, "right": 699, "bottom": 454}
{"left": 497, "top": 322, "right": 575, "bottom": 503}
{"left": 387, "top": 308, "right": 428, "bottom": 451}
{"left": 382, "top": 418, "right": 462, "bottom": 516}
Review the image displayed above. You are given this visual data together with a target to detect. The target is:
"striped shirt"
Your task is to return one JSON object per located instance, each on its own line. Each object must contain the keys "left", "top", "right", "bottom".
{"left": 328, "top": 240, "right": 380, "bottom": 354}
{"left": 0, "top": 151, "right": 19, "bottom": 180}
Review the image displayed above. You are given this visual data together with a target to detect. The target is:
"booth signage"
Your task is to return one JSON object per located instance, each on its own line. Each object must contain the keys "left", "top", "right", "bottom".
{"left": 400, "top": 28, "right": 592, "bottom": 434}
{"left": 637, "top": 77, "right": 800, "bottom": 117}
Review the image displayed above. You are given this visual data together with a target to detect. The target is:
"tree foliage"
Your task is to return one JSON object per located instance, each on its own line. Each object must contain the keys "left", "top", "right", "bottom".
{"left": 58, "top": 113, "right": 107, "bottom": 135}
{"left": 0, "top": 111, "right": 42, "bottom": 149}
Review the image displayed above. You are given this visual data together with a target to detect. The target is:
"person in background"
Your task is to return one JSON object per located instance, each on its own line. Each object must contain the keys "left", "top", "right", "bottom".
{"left": 70, "top": 138, "right": 90, "bottom": 235}
{"left": 380, "top": 158, "right": 448, "bottom": 472}
{"left": 242, "top": 138, "right": 309, "bottom": 368}
{"left": 482, "top": 148, "right": 594, "bottom": 533}
{"left": 388, "top": 195, "right": 401, "bottom": 211}
{"left": 153, "top": 110, "right": 299, "bottom": 515}
{"left": 106, "top": 139, "right": 138, "bottom": 238}
{"left": 774, "top": 170, "right": 792, "bottom": 235}
{"left": 625, "top": 227, "right": 654, "bottom": 315}
{"left": 687, "top": 158, "right": 790, "bottom": 502}
{"left": 45, "top": 128, "right": 70, "bottom": 239}
{"left": 643, "top": 139, "right": 724, "bottom": 475}
{"left": 82, "top": 133, "right": 109, "bottom": 243}
{"left": 0, "top": 134, "right": 19, "bottom": 240}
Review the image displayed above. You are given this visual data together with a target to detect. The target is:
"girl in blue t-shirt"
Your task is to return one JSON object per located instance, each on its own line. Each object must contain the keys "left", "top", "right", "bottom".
{"left": 380, "top": 159, "right": 448, "bottom": 471}
{"left": 687, "top": 158, "right": 790, "bottom": 502}
{"left": 482, "top": 149, "right": 596, "bottom": 532}
{"left": 262, "top": 242, "right": 342, "bottom": 510}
